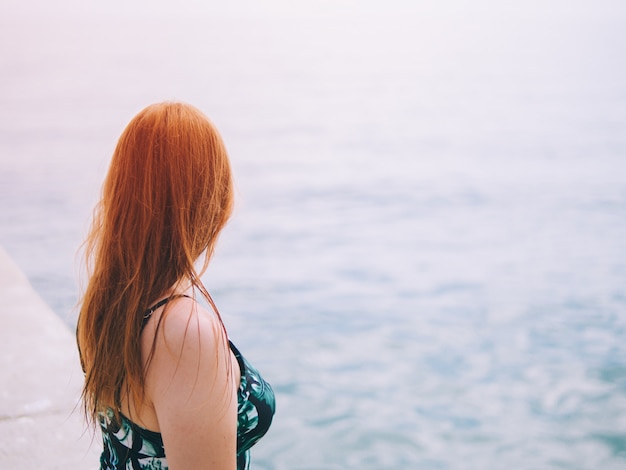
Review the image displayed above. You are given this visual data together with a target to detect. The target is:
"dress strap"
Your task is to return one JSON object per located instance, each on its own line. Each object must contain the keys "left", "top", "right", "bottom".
{"left": 142, "top": 294, "right": 192, "bottom": 324}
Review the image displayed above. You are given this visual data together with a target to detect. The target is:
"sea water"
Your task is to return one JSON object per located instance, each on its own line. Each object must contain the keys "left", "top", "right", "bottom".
{"left": 1, "top": 1, "right": 626, "bottom": 468}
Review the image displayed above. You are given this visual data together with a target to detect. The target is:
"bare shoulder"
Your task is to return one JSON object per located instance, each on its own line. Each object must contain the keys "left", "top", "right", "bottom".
{"left": 143, "top": 295, "right": 238, "bottom": 468}
{"left": 140, "top": 294, "right": 234, "bottom": 404}
{"left": 155, "top": 296, "right": 226, "bottom": 358}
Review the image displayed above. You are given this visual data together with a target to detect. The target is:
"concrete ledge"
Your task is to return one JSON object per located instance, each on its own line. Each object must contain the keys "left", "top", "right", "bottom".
{"left": 0, "top": 245, "right": 100, "bottom": 468}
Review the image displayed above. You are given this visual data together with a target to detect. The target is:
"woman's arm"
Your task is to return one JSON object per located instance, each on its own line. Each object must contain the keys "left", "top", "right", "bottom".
{"left": 145, "top": 297, "right": 238, "bottom": 469}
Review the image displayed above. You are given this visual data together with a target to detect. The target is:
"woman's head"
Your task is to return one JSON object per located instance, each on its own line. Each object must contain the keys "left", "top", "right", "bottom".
{"left": 104, "top": 102, "right": 233, "bottom": 279}
{"left": 77, "top": 102, "right": 233, "bottom": 421}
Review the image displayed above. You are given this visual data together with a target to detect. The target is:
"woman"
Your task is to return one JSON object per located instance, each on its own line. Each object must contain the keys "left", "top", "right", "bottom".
{"left": 76, "top": 102, "right": 275, "bottom": 470}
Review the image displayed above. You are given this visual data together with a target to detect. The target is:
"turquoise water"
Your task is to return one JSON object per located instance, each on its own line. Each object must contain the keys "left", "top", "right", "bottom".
{"left": 1, "top": 1, "right": 626, "bottom": 468}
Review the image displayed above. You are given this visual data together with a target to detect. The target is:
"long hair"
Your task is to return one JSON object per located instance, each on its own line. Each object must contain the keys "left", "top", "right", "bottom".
{"left": 76, "top": 102, "right": 234, "bottom": 423}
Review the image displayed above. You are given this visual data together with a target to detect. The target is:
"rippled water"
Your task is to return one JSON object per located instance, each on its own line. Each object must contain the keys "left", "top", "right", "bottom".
{"left": 1, "top": 1, "right": 626, "bottom": 468}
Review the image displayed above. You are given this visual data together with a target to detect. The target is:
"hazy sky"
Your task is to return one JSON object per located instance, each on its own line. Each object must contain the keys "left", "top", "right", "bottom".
{"left": 2, "top": 0, "right": 626, "bottom": 20}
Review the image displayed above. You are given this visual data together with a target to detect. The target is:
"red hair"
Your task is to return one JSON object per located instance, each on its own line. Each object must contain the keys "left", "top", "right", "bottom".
{"left": 77, "top": 102, "right": 234, "bottom": 422}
